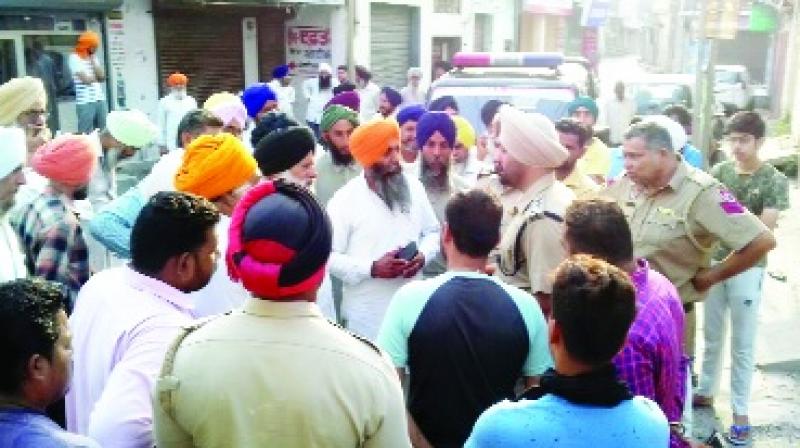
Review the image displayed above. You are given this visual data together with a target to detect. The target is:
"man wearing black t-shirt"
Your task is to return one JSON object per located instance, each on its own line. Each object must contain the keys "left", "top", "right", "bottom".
{"left": 377, "top": 190, "right": 552, "bottom": 447}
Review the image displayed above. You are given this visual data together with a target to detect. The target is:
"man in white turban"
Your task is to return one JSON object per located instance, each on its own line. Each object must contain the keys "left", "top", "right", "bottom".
{"left": 483, "top": 105, "right": 575, "bottom": 317}
{"left": 0, "top": 127, "right": 28, "bottom": 281}
{"left": 85, "top": 109, "right": 157, "bottom": 272}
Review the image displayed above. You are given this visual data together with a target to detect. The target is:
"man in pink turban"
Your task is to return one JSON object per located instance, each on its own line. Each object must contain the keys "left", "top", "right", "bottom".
{"left": 12, "top": 134, "right": 99, "bottom": 309}
{"left": 483, "top": 104, "right": 575, "bottom": 317}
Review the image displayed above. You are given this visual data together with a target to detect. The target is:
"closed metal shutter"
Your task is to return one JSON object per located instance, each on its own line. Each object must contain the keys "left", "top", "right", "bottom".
{"left": 370, "top": 3, "right": 412, "bottom": 89}
{"left": 257, "top": 10, "right": 288, "bottom": 82}
{"left": 155, "top": 11, "right": 244, "bottom": 105}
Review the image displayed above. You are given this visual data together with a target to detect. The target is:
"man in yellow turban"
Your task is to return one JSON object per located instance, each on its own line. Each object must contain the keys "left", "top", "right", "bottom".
{"left": 450, "top": 115, "right": 481, "bottom": 187}
{"left": 326, "top": 118, "right": 440, "bottom": 340}
{"left": 174, "top": 132, "right": 258, "bottom": 317}
{"left": 0, "top": 76, "right": 51, "bottom": 157}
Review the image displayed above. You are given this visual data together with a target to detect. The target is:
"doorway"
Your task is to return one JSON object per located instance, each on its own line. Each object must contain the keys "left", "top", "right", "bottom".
{"left": 0, "top": 31, "right": 87, "bottom": 133}
{"left": 432, "top": 36, "right": 462, "bottom": 77}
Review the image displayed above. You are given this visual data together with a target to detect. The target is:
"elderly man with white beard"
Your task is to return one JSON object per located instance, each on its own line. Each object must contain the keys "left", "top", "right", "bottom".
{"left": 327, "top": 118, "right": 440, "bottom": 340}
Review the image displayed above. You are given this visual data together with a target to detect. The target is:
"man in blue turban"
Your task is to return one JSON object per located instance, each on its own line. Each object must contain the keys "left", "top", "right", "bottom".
{"left": 396, "top": 104, "right": 426, "bottom": 172}
{"left": 241, "top": 83, "right": 278, "bottom": 121}
{"left": 268, "top": 65, "right": 296, "bottom": 118}
{"left": 428, "top": 95, "right": 459, "bottom": 115}
{"left": 378, "top": 86, "right": 402, "bottom": 119}
{"left": 414, "top": 111, "right": 461, "bottom": 277}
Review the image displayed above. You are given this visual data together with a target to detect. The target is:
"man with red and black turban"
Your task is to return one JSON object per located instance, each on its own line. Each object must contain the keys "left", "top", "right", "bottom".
{"left": 153, "top": 180, "right": 412, "bottom": 447}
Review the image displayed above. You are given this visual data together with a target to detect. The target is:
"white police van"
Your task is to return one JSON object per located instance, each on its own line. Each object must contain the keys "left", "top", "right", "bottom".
{"left": 427, "top": 52, "right": 599, "bottom": 134}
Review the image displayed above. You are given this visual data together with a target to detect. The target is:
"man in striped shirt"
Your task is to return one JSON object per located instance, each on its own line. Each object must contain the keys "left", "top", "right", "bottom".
{"left": 68, "top": 31, "right": 107, "bottom": 134}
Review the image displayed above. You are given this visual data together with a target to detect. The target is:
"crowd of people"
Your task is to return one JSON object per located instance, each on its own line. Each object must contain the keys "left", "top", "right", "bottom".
{"left": 0, "top": 31, "right": 792, "bottom": 448}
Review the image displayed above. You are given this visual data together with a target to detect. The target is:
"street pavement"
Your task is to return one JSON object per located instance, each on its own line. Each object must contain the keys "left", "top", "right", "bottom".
{"left": 692, "top": 176, "right": 800, "bottom": 446}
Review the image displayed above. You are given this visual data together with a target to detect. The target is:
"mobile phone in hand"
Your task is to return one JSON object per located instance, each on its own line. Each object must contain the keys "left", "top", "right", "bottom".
{"left": 395, "top": 241, "right": 418, "bottom": 261}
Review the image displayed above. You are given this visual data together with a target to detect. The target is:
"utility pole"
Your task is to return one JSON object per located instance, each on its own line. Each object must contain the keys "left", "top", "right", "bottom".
{"left": 693, "top": 0, "right": 718, "bottom": 169}
{"left": 346, "top": 0, "right": 356, "bottom": 80}
{"left": 672, "top": 0, "right": 687, "bottom": 73}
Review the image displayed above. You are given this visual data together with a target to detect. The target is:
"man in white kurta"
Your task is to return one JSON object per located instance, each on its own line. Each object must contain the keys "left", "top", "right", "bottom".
{"left": 327, "top": 118, "right": 439, "bottom": 340}
{"left": 601, "top": 81, "right": 637, "bottom": 147}
{"left": 268, "top": 64, "right": 296, "bottom": 118}
{"left": 356, "top": 65, "right": 381, "bottom": 123}
{"left": 0, "top": 127, "right": 28, "bottom": 281}
{"left": 156, "top": 73, "right": 197, "bottom": 154}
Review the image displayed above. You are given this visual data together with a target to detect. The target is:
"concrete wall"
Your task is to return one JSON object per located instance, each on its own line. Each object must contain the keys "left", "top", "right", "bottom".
{"left": 109, "top": 0, "right": 159, "bottom": 122}
{"left": 472, "top": 0, "right": 517, "bottom": 52}
{"left": 285, "top": 4, "right": 346, "bottom": 120}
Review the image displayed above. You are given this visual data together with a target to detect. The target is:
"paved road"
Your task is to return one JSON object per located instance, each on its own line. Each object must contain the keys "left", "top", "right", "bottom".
{"left": 692, "top": 179, "right": 800, "bottom": 446}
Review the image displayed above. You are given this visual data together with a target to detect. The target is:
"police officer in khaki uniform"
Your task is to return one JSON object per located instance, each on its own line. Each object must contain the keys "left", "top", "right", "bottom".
{"left": 483, "top": 105, "right": 575, "bottom": 317}
{"left": 153, "top": 181, "right": 411, "bottom": 448}
{"left": 603, "top": 121, "right": 775, "bottom": 357}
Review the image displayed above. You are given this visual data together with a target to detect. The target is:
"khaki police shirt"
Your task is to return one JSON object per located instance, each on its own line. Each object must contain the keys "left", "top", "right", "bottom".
{"left": 154, "top": 299, "right": 411, "bottom": 448}
{"left": 603, "top": 160, "right": 767, "bottom": 303}
{"left": 487, "top": 173, "right": 575, "bottom": 294}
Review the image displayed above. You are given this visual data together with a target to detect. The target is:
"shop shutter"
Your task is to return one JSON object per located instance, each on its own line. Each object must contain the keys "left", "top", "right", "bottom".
{"left": 257, "top": 10, "right": 287, "bottom": 81}
{"left": 370, "top": 3, "right": 412, "bottom": 89}
{"left": 154, "top": 11, "right": 244, "bottom": 105}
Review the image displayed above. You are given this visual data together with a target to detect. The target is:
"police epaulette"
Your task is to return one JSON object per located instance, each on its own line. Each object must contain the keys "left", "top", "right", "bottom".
{"left": 325, "top": 319, "right": 382, "bottom": 355}
{"left": 542, "top": 211, "right": 563, "bottom": 222}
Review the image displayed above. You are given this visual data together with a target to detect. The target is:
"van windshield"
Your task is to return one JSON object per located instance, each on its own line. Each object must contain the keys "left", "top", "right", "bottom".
{"left": 429, "top": 86, "right": 576, "bottom": 133}
{"left": 715, "top": 70, "right": 741, "bottom": 84}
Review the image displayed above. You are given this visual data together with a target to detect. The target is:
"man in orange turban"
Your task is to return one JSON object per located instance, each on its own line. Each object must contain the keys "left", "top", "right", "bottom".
{"left": 70, "top": 31, "right": 107, "bottom": 133}
{"left": 173, "top": 132, "right": 258, "bottom": 317}
{"left": 12, "top": 134, "right": 99, "bottom": 308}
{"left": 175, "top": 133, "right": 257, "bottom": 209}
{"left": 158, "top": 72, "right": 197, "bottom": 154}
{"left": 326, "top": 118, "right": 440, "bottom": 340}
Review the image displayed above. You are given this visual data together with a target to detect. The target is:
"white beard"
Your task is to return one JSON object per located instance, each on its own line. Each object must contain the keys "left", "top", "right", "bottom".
{"left": 278, "top": 171, "right": 315, "bottom": 194}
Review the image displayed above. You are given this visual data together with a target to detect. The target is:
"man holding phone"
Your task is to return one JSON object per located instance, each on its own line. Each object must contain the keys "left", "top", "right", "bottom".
{"left": 327, "top": 118, "right": 440, "bottom": 341}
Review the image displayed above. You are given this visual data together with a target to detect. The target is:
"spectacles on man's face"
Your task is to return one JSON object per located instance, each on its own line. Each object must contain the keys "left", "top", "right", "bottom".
{"left": 724, "top": 134, "right": 755, "bottom": 145}
{"left": 20, "top": 109, "right": 49, "bottom": 122}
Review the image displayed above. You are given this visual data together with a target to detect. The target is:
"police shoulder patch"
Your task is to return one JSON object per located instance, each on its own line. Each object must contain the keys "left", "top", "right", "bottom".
{"left": 717, "top": 188, "right": 745, "bottom": 215}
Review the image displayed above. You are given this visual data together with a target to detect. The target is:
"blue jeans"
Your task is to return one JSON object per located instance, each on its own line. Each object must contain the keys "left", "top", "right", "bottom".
{"left": 76, "top": 100, "right": 107, "bottom": 133}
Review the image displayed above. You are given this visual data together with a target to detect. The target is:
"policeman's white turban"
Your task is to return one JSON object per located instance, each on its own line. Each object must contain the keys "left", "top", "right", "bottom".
{"left": 496, "top": 105, "right": 568, "bottom": 168}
